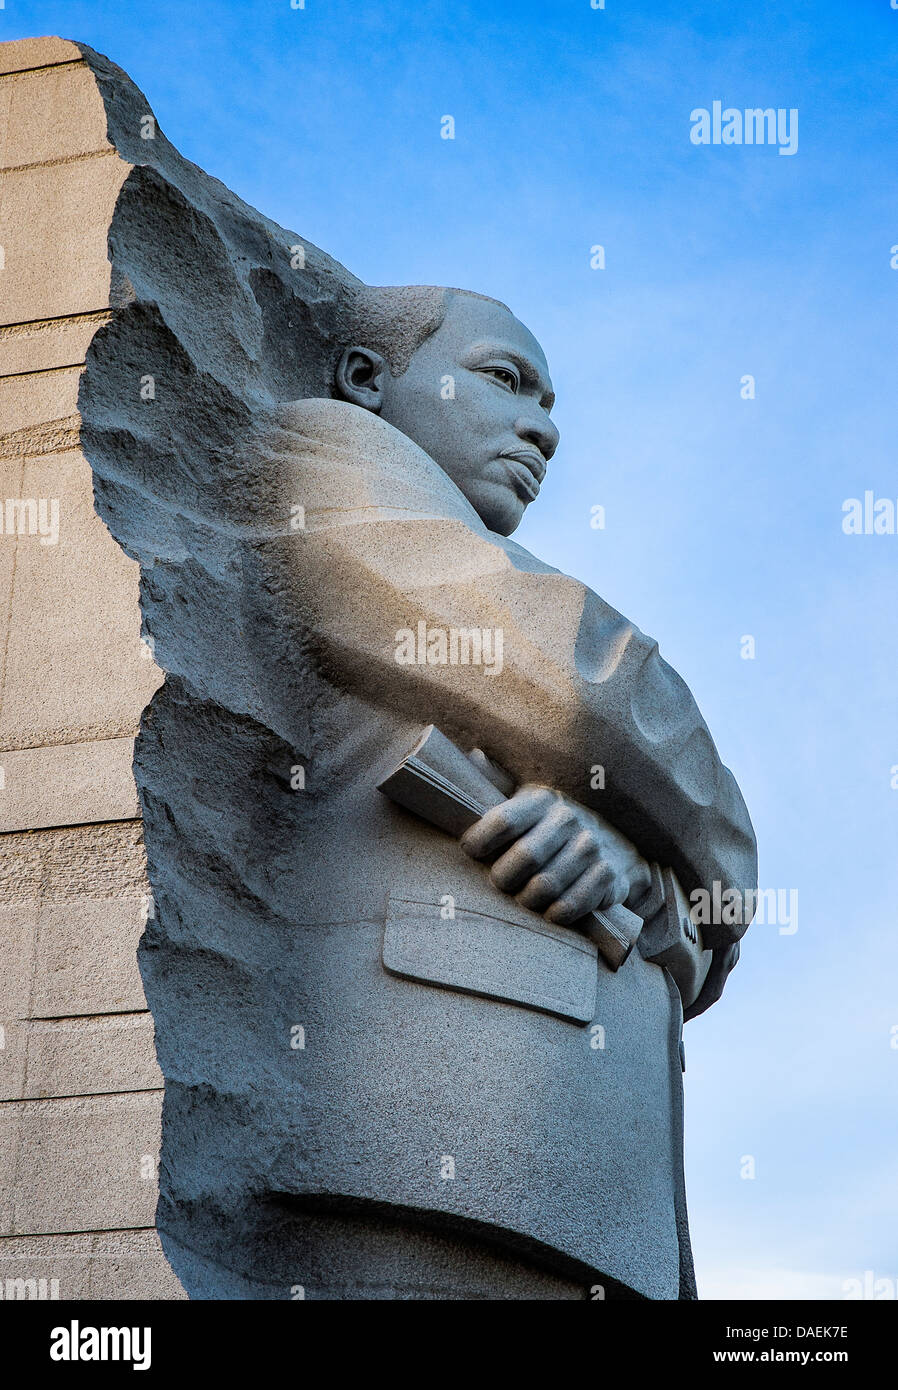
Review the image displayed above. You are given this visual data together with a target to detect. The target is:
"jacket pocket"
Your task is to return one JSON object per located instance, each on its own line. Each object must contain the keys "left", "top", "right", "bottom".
{"left": 382, "top": 893, "right": 598, "bottom": 1024}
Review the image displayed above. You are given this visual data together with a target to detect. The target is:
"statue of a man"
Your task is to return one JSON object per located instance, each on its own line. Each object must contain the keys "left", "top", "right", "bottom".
{"left": 137, "top": 282, "right": 756, "bottom": 1301}
{"left": 330, "top": 286, "right": 751, "bottom": 976}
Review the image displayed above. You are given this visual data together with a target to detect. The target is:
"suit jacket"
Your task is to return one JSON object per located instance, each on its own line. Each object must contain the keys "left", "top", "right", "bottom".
{"left": 137, "top": 399, "right": 756, "bottom": 1298}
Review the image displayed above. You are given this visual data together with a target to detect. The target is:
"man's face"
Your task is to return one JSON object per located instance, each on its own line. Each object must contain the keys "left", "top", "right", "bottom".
{"left": 379, "top": 295, "right": 559, "bottom": 536}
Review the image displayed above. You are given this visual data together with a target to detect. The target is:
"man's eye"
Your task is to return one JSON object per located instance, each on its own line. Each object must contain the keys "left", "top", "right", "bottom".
{"left": 483, "top": 367, "right": 518, "bottom": 392}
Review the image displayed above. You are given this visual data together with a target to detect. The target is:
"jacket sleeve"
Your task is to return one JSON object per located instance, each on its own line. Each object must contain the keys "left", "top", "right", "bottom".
{"left": 251, "top": 399, "right": 758, "bottom": 949}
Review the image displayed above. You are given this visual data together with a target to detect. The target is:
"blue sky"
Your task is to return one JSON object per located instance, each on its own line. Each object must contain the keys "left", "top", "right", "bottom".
{"left": 6, "top": 0, "right": 897, "bottom": 1298}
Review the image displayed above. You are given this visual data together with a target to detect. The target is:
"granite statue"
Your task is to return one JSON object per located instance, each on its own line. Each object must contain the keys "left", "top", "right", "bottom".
{"left": 71, "top": 43, "right": 757, "bottom": 1299}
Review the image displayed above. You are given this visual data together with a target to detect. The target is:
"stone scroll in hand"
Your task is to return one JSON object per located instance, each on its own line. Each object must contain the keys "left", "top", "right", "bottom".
{"left": 377, "top": 724, "right": 643, "bottom": 971}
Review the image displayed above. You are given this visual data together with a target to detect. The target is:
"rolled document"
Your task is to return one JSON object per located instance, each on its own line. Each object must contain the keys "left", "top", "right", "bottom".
{"left": 377, "top": 724, "right": 643, "bottom": 971}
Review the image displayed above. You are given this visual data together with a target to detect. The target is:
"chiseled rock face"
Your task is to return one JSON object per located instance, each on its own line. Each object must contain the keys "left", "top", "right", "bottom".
{"left": 67, "top": 40, "right": 755, "bottom": 1301}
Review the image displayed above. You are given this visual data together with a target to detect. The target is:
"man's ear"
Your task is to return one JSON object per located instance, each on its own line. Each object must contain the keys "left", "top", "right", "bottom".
{"left": 334, "top": 346, "right": 390, "bottom": 411}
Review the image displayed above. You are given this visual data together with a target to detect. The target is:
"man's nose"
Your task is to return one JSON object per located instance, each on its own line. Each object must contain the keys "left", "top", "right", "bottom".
{"left": 514, "top": 407, "right": 559, "bottom": 462}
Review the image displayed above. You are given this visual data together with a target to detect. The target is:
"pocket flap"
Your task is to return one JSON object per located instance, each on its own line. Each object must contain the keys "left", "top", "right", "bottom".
{"left": 383, "top": 895, "right": 598, "bottom": 1024}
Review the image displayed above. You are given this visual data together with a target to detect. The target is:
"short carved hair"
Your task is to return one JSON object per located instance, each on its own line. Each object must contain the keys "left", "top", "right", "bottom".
{"left": 344, "top": 284, "right": 511, "bottom": 377}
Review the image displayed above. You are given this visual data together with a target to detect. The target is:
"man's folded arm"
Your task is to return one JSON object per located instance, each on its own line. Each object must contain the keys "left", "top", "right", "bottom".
{"left": 260, "top": 503, "right": 757, "bottom": 950}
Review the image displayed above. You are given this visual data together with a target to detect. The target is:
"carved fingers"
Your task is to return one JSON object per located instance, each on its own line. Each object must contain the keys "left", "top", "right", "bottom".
{"left": 459, "top": 785, "right": 558, "bottom": 861}
{"left": 515, "top": 829, "right": 598, "bottom": 910}
{"left": 543, "top": 858, "right": 629, "bottom": 923}
{"left": 460, "top": 785, "right": 633, "bottom": 924}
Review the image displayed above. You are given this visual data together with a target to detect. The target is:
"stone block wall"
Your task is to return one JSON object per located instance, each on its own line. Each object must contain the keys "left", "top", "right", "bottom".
{"left": 0, "top": 35, "right": 183, "bottom": 1300}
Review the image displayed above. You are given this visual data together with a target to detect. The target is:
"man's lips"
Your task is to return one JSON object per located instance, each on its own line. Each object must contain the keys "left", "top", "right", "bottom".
{"left": 497, "top": 449, "right": 546, "bottom": 500}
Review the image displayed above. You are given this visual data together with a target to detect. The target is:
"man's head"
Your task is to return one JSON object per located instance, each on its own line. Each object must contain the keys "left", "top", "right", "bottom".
{"left": 334, "top": 286, "right": 558, "bottom": 536}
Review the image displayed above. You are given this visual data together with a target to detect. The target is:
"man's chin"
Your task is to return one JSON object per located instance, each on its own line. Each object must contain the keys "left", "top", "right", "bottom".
{"left": 472, "top": 483, "right": 528, "bottom": 537}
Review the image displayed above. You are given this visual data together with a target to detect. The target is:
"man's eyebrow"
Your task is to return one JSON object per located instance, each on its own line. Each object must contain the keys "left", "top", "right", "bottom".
{"left": 468, "top": 342, "right": 555, "bottom": 410}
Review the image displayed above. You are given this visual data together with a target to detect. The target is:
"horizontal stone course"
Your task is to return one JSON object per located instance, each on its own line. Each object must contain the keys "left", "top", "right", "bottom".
{"left": 0, "top": 893, "right": 149, "bottom": 1021}
{"left": 0, "top": 443, "right": 163, "bottom": 752}
{"left": 0, "top": 1012, "right": 161, "bottom": 1102}
{"left": 0, "top": 60, "right": 112, "bottom": 170}
{"left": 0, "top": 739, "right": 140, "bottom": 832}
{"left": 0, "top": 154, "right": 127, "bottom": 327}
{"left": 0, "top": 1228, "right": 186, "bottom": 1300}
{"left": 0, "top": 311, "right": 112, "bottom": 378}
{"left": 0, "top": 1091, "right": 163, "bottom": 1236}
{"left": 0, "top": 37, "right": 83, "bottom": 76}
